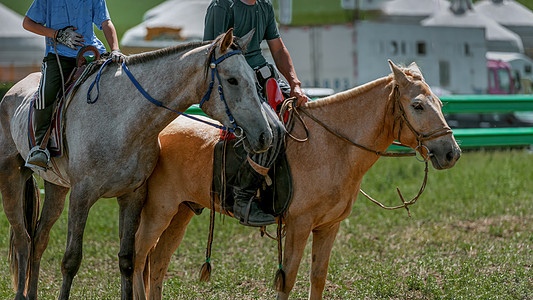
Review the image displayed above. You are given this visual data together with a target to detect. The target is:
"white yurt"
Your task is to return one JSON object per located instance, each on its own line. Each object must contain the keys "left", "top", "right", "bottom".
{"left": 0, "top": 3, "right": 44, "bottom": 82}
{"left": 381, "top": 0, "right": 448, "bottom": 24}
{"left": 421, "top": 0, "right": 524, "bottom": 53}
{"left": 121, "top": 0, "right": 210, "bottom": 54}
{"left": 475, "top": 0, "right": 533, "bottom": 58}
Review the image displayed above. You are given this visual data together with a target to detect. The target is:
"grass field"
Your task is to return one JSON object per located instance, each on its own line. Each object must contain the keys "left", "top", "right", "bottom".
{"left": 0, "top": 149, "right": 532, "bottom": 299}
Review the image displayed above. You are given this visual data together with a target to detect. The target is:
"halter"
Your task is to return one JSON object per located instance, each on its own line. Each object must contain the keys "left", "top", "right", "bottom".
{"left": 392, "top": 85, "right": 453, "bottom": 161}
{"left": 86, "top": 46, "right": 244, "bottom": 135}
{"left": 199, "top": 47, "right": 244, "bottom": 136}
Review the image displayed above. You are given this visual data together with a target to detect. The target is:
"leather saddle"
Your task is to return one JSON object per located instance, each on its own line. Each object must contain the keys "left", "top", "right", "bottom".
{"left": 211, "top": 139, "right": 293, "bottom": 217}
{"left": 205, "top": 78, "right": 293, "bottom": 217}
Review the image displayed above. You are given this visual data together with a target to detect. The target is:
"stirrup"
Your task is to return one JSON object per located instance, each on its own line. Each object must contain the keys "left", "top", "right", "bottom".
{"left": 236, "top": 198, "right": 276, "bottom": 227}
{"left": 25, "top": 146, "right": 51, "bottom": 172}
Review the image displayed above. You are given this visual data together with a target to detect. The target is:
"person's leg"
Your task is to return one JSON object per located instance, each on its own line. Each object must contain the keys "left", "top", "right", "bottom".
{"left": 26, "top": 54, "right": 75, "bottom": 169}
{"left": 233, "top": 101, "right": 285, "bottom": 226}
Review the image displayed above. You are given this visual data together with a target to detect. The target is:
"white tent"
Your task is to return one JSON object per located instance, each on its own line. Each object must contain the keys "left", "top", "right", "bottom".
{"left": 421, "top": 0, "right": 524, "bottom": 53}
{"left": 381, "top": 0, "right": 448, "bottom": 23}
{"left": 0, "top": 3, "right": 44, "bottom": 66}
{"left": 0, "top": 3, "right": 44, "bottom": 82}
{"left": 475, "top": 0, "right": 533, "bottom": 27}
{"left": 475, "top": 0, "right": 533, "bottom": 58}
{"left": 121, "top": 0, "right": 210, "bottom": 54}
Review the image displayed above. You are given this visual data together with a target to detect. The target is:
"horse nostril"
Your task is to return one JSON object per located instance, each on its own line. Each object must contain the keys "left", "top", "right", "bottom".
{"left": 446, "top": 149, "right": 460, "bottom": 162}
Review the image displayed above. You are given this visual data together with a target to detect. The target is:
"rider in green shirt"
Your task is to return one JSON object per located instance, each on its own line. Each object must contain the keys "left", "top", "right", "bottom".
{"left": 204, "top": 0, "right": 307, "bottom": 226}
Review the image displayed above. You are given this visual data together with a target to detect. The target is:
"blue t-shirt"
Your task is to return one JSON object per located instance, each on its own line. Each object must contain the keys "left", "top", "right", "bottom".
{"left": 26, "top": 0, "right": 111, "bottom": 58}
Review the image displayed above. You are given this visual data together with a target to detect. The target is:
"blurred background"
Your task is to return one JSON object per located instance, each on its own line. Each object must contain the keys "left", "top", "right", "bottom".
{"left": 1, "top": 0, "right": 533, "bottom": 133}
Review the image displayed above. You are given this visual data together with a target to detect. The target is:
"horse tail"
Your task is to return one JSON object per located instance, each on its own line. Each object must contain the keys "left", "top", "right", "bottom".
{"left": 9, "top": 176, "right": 41, "bottom": 291}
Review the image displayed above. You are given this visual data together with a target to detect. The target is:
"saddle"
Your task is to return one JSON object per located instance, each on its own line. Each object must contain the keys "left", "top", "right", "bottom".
{"left": 28, "top": 46, "right": 105, "bottom": 157}
{"left": 211, "top": 139, "right": 293, "bottom": 217}
{"left": 204, "top": 78, "right": 293, "bottom": 217}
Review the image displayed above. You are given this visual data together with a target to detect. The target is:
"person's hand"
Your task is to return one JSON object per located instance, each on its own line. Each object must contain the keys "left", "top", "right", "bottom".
{"left": 55, "top": 26, "right": 84, "bottom": 50}
{"left": 111, "top": 49, "right": 126, "bottom": 63}
{"left": 291, "top": 84, "right": 308, "bottom": 107}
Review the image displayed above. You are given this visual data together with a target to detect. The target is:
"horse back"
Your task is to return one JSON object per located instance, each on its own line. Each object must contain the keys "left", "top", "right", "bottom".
{"left": 0, "top": 73, "right": 40, "bottom": 149}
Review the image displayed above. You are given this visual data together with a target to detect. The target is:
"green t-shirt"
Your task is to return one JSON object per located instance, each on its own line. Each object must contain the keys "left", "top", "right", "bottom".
{"left": 203, "top": 0, "right": 280, "bottom": 69}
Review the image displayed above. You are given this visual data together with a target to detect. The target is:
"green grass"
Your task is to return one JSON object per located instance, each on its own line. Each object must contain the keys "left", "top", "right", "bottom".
{"left": 0, "top": 150, "right": 532, "bottom": 299}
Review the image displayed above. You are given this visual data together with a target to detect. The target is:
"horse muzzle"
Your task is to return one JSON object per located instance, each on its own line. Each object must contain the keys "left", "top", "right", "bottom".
{"left": 427, "top": 142, "right": 461, "bottom": 170}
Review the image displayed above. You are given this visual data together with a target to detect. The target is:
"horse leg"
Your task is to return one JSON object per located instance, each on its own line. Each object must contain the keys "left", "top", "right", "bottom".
{"left": 0, "top": 154, "right": 34, "bottom": 300}
{"left": 276, "top": 220, "right": 312, "bottom": 300}
{"left": 58, "top": 185, "right": 98, "bottom": 300}
{"left": 309, "top": 222, "right": 340, "bottom": 300}
{"left": 133, "top": 195, "right": 182, "bottom": 300}
{"left": 117, "top": 185, "right": 146, "bottom": 300}
{"left": 148, "top": 204, "right": 195, "bottom": 300}
{"left": 27, "top": 182, "right": 69, "bottom": 300}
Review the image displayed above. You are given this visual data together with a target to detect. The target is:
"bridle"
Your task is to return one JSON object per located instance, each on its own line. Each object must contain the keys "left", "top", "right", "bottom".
{"left": 87, "top": 44, "right": 245, "bottom": 135}
{"left": 392, "top": 85, "right": 453, "bottom": 161}
{"left": 199, "top": 46, "right": 244, "bottom": 137}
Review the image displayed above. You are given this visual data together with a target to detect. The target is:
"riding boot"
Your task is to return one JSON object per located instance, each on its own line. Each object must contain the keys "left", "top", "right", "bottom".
{"left": 233, "top": 161, "right": 276, "bottom": 227}
{"left": 25, "top": 105, "right": 54, "bottom": 170}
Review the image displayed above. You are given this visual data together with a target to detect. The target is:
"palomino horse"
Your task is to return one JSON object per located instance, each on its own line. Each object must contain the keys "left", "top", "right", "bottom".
{"left": 132, "top": 60, "right": 461, "bottom": 299}
{"left": 0, "top": 30, "right": 273, "bottom": 300}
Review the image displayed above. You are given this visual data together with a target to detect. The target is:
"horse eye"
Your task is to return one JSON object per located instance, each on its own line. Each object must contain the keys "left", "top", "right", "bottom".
{"left": 227, "top": 78, "right": 238, "bottom": 85}
{"left": 412, "top": 102, "right": 424, "bottom": 111}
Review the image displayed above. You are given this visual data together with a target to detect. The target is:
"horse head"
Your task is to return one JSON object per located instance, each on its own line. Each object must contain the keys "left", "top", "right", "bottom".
{"left": 388, "top": 60, "right": 461, "bottom": 169}
{"left": 202, "top": 29, "right": 273, "bottom": 154}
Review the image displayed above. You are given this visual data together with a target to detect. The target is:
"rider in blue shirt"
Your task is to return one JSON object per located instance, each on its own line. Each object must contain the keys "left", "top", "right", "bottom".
{"left": 23, "top": 0, "right": 125, "bottom": 169}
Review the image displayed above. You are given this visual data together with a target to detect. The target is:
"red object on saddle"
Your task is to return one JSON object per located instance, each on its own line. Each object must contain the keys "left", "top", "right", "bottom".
{"left": 220, "top": 78, "right": 287, "bottom": 140}
{"left": 266, "top": 78, "right": 289, "bottom": 123}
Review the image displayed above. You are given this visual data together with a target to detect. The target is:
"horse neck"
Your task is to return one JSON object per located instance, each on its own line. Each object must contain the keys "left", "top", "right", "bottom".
{"left": 300, "top": 76, "right": 396, "bottom": 177}
{"left": 100, "top": 48, "right": 207, "bottom": 140}
{"left": 81, "top": 48, "right": 207, "bottom": 142}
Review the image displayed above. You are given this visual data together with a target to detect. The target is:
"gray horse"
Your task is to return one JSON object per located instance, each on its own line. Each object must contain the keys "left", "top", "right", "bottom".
{"left": 0, "top": 29, "right": 273, "bottom": 299}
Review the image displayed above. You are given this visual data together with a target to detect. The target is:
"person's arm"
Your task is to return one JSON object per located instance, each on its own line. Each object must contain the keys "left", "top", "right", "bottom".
{"left": 101, "top": 19, "right": 119, "bottom": 51}
{"left": 267, "top": 37, "right": 307, "bottom": 106}
{"left": 101, "top": 19, "right": 124, "bottom": 62}
{"left": 23, "top": 16, "right": 84, "bottom": 50}
{"left": 23, "top": 16, "right": 56, "bottom": 39}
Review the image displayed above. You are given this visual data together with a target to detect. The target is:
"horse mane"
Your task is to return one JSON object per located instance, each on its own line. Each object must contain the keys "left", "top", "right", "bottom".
{"left": 125, "top": 41, "right": 210, "bottom": 65}
{"left": 124, "top": 34, "right": 243, "bottom": 77}
{"left": 205, "top": 33, "right": 244, "bottom": 73}
{"left": 306, "top": 75, "right": 394, "bottom": 109}
{"left": 306, "top": 64, "right": 426, "bottom": 109}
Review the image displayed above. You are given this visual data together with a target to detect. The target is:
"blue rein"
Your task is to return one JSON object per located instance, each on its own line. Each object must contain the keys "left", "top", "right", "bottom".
{"left": 87, "top": 49, "right": 244, "bottom": 134}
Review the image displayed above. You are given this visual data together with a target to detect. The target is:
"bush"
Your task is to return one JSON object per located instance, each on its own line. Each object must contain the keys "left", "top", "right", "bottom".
{"left": 0, "top": 83, "right": 14, "bottom": 100}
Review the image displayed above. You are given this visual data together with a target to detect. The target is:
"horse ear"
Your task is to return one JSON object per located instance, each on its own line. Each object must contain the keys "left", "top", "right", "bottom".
{"left": 407, "top": 62, "right": 424, "bottom": 80}
{"left": 220, "top": 28, "right": 234, "bottom": 53}
{"left": 388, "top": 59, "right": 411, "bottom": 87}
{"left": 236, "top": 29, "right": 256, "bottom": 51}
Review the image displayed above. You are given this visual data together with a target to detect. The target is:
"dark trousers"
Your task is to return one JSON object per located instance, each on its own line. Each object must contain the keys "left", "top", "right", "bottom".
{"left": 34, "top": 53, "right": 76, "bottom": 144}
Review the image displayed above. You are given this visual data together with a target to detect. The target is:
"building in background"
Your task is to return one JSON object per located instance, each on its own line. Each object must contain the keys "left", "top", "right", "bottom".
{"left": 475, "top": 0, "right": 533, "bottom": 58}
{"left": 279, "top": 0, "right": 532, "bottom": 94}
{"left": 0, "top": 3, "right": 44, "bottom": 83}
{"left": 116, "top": 0, "right": 533, "bottom": 94}
{"left": 121, "top": 0, "right": 209, "bottom": 54}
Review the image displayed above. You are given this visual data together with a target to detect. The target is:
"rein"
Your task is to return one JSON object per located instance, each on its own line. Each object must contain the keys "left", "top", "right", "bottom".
{"left": 86, "top": 48, "right": 245, "bottom": 134}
